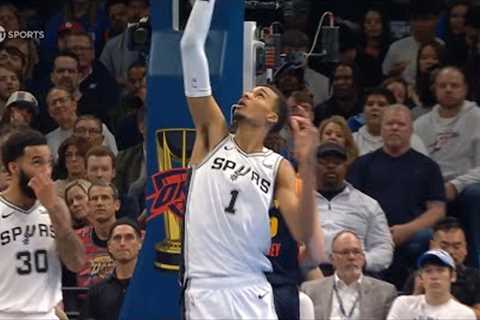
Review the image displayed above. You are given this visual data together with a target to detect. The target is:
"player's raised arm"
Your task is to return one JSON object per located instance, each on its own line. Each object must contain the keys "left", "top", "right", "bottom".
{"left": 180, "top": 0, "right": 228, "bottom": 164}
{"left": 275, "top": 116, "right": 324, "bottom": 262}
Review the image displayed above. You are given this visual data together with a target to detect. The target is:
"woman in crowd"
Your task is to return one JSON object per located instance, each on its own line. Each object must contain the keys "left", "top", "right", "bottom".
{"left": 412, "top": 41, "right": 445, "bottom": 119}
{"left": 444, "top": 0, "right": 471, "bottom": 68}
{"left": 357, "top": 6, "right": 392, "bottom": 87}
{"left": 318, "top": 115, "right": 359, "bottom": 164}
{"left": 54, "top": 135, "right": 91, "bottom": 198}
{"left": 64, "top": 178, "right": 91, "bottom": 230}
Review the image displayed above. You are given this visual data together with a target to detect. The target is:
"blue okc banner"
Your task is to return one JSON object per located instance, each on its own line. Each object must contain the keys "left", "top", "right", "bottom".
{"left": 120, "top": 1, "right": 244, "bottom": 319}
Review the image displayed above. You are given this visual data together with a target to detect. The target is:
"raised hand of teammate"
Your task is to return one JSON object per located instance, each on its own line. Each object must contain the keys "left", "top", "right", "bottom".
{"left": 290, "top": 115, "right": 319, "bottom": 164}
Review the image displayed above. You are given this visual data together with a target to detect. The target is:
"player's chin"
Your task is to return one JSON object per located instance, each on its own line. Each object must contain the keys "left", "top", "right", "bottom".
{"left": 232, "top": 111, "right": 246, "bottom": 123}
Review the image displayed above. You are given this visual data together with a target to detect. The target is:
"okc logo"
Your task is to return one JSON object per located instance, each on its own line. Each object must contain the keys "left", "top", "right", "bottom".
{"left": 147, "top": 168, "right": 189, "bottom": 220}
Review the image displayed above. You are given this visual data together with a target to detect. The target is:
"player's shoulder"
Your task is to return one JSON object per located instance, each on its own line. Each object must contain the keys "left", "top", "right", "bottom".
{"left": 0, "top": 196, "right": 48, "bottom": 220}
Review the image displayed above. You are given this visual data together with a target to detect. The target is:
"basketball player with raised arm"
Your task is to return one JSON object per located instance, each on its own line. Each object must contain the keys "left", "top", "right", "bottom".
{"left": 180, "top": 1, "right": 324, "bottom": 319}
{"left": 0, "top": 129, "right": 85, "bottom": 319}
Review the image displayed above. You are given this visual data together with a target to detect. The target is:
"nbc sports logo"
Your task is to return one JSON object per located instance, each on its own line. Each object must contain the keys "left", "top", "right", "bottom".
{"left": 0, "top": 25, "right": 6, "bottom": 42}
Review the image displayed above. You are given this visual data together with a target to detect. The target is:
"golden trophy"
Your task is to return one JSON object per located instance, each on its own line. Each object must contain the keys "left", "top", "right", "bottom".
{"left": 150, "top": 128, "right": 195, "bottom": 271}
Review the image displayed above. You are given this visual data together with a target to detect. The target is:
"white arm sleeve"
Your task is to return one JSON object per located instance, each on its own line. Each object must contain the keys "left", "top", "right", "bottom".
{"left": 180, "top": 0, "right": 216, "bottom": 97}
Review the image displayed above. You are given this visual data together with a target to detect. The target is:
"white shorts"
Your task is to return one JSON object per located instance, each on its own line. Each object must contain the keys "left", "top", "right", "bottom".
{"left": 184, "top": 275, "right": 278, "bottom": 320}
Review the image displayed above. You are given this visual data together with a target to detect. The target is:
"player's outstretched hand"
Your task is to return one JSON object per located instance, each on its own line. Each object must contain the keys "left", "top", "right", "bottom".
{"left": 28, "top": 173, "right": 59, "bottom": 210}
{"left": 290, "top": 115, "right": 318, "bottom": 164}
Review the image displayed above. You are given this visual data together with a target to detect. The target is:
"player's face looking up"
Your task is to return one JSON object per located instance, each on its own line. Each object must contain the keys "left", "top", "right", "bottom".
{"left": 10, "top": 145, "right": 52, "bottom": 199}
{"left": 233, "top": 86, "right": 281, "bottom": 131}
{"left": 88, "top": 185, "right": 119, "bottom": 223}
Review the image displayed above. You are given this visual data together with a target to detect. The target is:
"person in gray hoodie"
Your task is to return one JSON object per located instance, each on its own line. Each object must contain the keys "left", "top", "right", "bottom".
{"left": 414, "top": 66, "right": 480, "bottom": 267}
{"left": 354, "top": 87, "right": 429, "bottom": 156}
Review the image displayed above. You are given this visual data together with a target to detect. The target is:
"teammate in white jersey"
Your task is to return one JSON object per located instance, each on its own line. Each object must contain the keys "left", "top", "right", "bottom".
{"left": 0, "top": 128, "right": 85, "bottom": 319}
{"left": 180, "top": 1, "right": 324, "bottom": 319}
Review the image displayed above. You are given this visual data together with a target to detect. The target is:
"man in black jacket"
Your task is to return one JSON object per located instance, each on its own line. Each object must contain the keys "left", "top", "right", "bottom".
{"left": 81, "top": 218, "right": 142, "bottom": 320}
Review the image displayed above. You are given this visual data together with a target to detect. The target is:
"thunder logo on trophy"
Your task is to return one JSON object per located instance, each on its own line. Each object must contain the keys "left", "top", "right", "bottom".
{"left": 147, "top": 128, "right": 195, "bottom": 271}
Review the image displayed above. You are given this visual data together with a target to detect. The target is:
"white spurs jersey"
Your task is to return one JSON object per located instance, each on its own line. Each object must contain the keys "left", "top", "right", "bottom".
{"left": 184, "top": 135, "right": 283, "bottom": 279}
{"left": 0, "top": 195, "right": 62, "bottom": 319}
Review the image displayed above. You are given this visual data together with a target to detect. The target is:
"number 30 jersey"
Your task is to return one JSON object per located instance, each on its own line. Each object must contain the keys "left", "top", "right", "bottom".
{"left": 184, "top": 135, "right": 284, "bottom": 279}
{"left": 0, "top": 195, "right": 62, "bottom": 318}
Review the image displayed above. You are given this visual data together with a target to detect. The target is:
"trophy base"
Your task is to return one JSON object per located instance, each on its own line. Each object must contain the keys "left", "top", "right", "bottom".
{"left": 154, "top": 239, "right": 181, "bottom": 271}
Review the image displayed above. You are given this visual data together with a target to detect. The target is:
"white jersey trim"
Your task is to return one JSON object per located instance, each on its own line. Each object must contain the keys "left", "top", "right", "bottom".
{"left": 0, "top": 195, "right": 40, "bottom": 214}
{"left": 193, "top": 134, "right": 230, "bottom": 169}
{"left": 231, "top": 136, "right": 273, "bottom": 157}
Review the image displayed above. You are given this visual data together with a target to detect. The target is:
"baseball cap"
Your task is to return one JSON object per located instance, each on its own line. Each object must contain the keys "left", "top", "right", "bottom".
{"left": 5, "top": 91, "right": 39, "bottom": 115}
{"left": 417, "top": 249, "right": 456, "bottom": 270}
{"left": 58, "top": 21, "right": 84, "bottom": 35}
{"left": 317, "top": 142, "right": 347, "bottom": 160}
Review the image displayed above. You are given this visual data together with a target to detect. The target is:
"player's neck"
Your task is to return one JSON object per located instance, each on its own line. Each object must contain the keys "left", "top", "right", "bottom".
{"left": 425, "top": 291, "right": 452, "bottom": 306}
{"left": 94, "top": 218, "right": 116, "bottom": 240}
{"left": 2, "top": 185, "right": 36, "bottom": 210}
{"left": 234, "top": 126, "right": 266, "bottom": 153}
{"left": 116, "top": 258, "right": 138, "bottom": 280}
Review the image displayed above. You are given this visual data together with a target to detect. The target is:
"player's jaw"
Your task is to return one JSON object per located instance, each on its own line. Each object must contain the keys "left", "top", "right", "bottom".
{"left": 18, "top": 169, "right": 36, "bottom": 199}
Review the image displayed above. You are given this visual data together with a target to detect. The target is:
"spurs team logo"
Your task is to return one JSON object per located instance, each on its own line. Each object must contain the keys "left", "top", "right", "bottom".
{"left": 211, "top": 157, "right": 272, "bottom": 193}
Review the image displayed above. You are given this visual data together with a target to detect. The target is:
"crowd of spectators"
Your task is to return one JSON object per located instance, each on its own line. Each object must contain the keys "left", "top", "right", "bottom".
{"left": 2, "top": 0, "right": 480, "bottom": 318}
{"left": 0, "top": 0, "right": 148, "bottom": 318}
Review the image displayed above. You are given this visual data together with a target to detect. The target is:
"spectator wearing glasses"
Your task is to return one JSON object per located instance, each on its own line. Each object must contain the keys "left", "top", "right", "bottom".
{"left": 0, "top": 44, "right": 26, "bottom": 83}
{"left": 2, "top": 38, "right": 39, "bottom": 88}
{"left": 73, "top": 114, "right": 118, "bottom": 155}
{"left": 45, "top": 87, "right": 117, "bottom": 159}
{"left": 302, "top": 230, "right": 397, "bottom": 320}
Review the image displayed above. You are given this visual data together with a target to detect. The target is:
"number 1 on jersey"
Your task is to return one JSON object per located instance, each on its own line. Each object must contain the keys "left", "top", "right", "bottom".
{"left": 225, "top": 190, "right": 239, "bottom": 214}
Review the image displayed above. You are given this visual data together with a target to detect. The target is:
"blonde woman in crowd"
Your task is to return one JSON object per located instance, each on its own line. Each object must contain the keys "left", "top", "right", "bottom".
{"left": 318, "top": 116, "right": 359, "bottom": 164}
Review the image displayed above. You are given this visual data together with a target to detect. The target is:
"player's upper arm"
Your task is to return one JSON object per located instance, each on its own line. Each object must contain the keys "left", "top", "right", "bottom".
{"left": 187, "top": 96, "right": 229, "bottom": 165}
{"left": 274, "top": 160, "right": 304, "bottom": 242}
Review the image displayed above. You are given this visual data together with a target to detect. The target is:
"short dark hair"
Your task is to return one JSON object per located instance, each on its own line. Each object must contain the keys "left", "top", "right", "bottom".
{"left": 75, "top": 114, "right": 103, "bottom": 132}
{"left": 108, "top": 217, "right": 142, "bottom": 241}
{"left": 290, "top": 90, "right": 314, "bottom": 107}
{"left": 364, "top": 87, "right": 396, "bottom": 106}
{"left": 258, "top": 84, "right": 289, "bottom": 133}
{"left": 106, "top": 0, "right": 128, "bottom": 11}
{"left": 88, "top": 180, "right": 119, "bottom": 199}
{"left": 1, "top": 129, "right": 47, "bottom": 172}
{"left": 128, "top": 61, "right": 147, "bottom": 72}
{"left": 127, "top": 0, "right": 149, "bottom": 6}
{"left": 53, "top": 51, "right": 80, "bottom": 70}
{"left": 67, "top": 31, "right": 94, "bottom": 47}
{"left": 86, "top": 145, "right": 116, "bottom": 169}
{"left": 433, "top": 217, "right": 465, "bottom": 234}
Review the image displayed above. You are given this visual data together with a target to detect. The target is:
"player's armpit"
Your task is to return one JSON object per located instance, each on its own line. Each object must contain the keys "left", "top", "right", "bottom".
{"left": 187, "top": 96, "right": 229, "bottom": 165}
